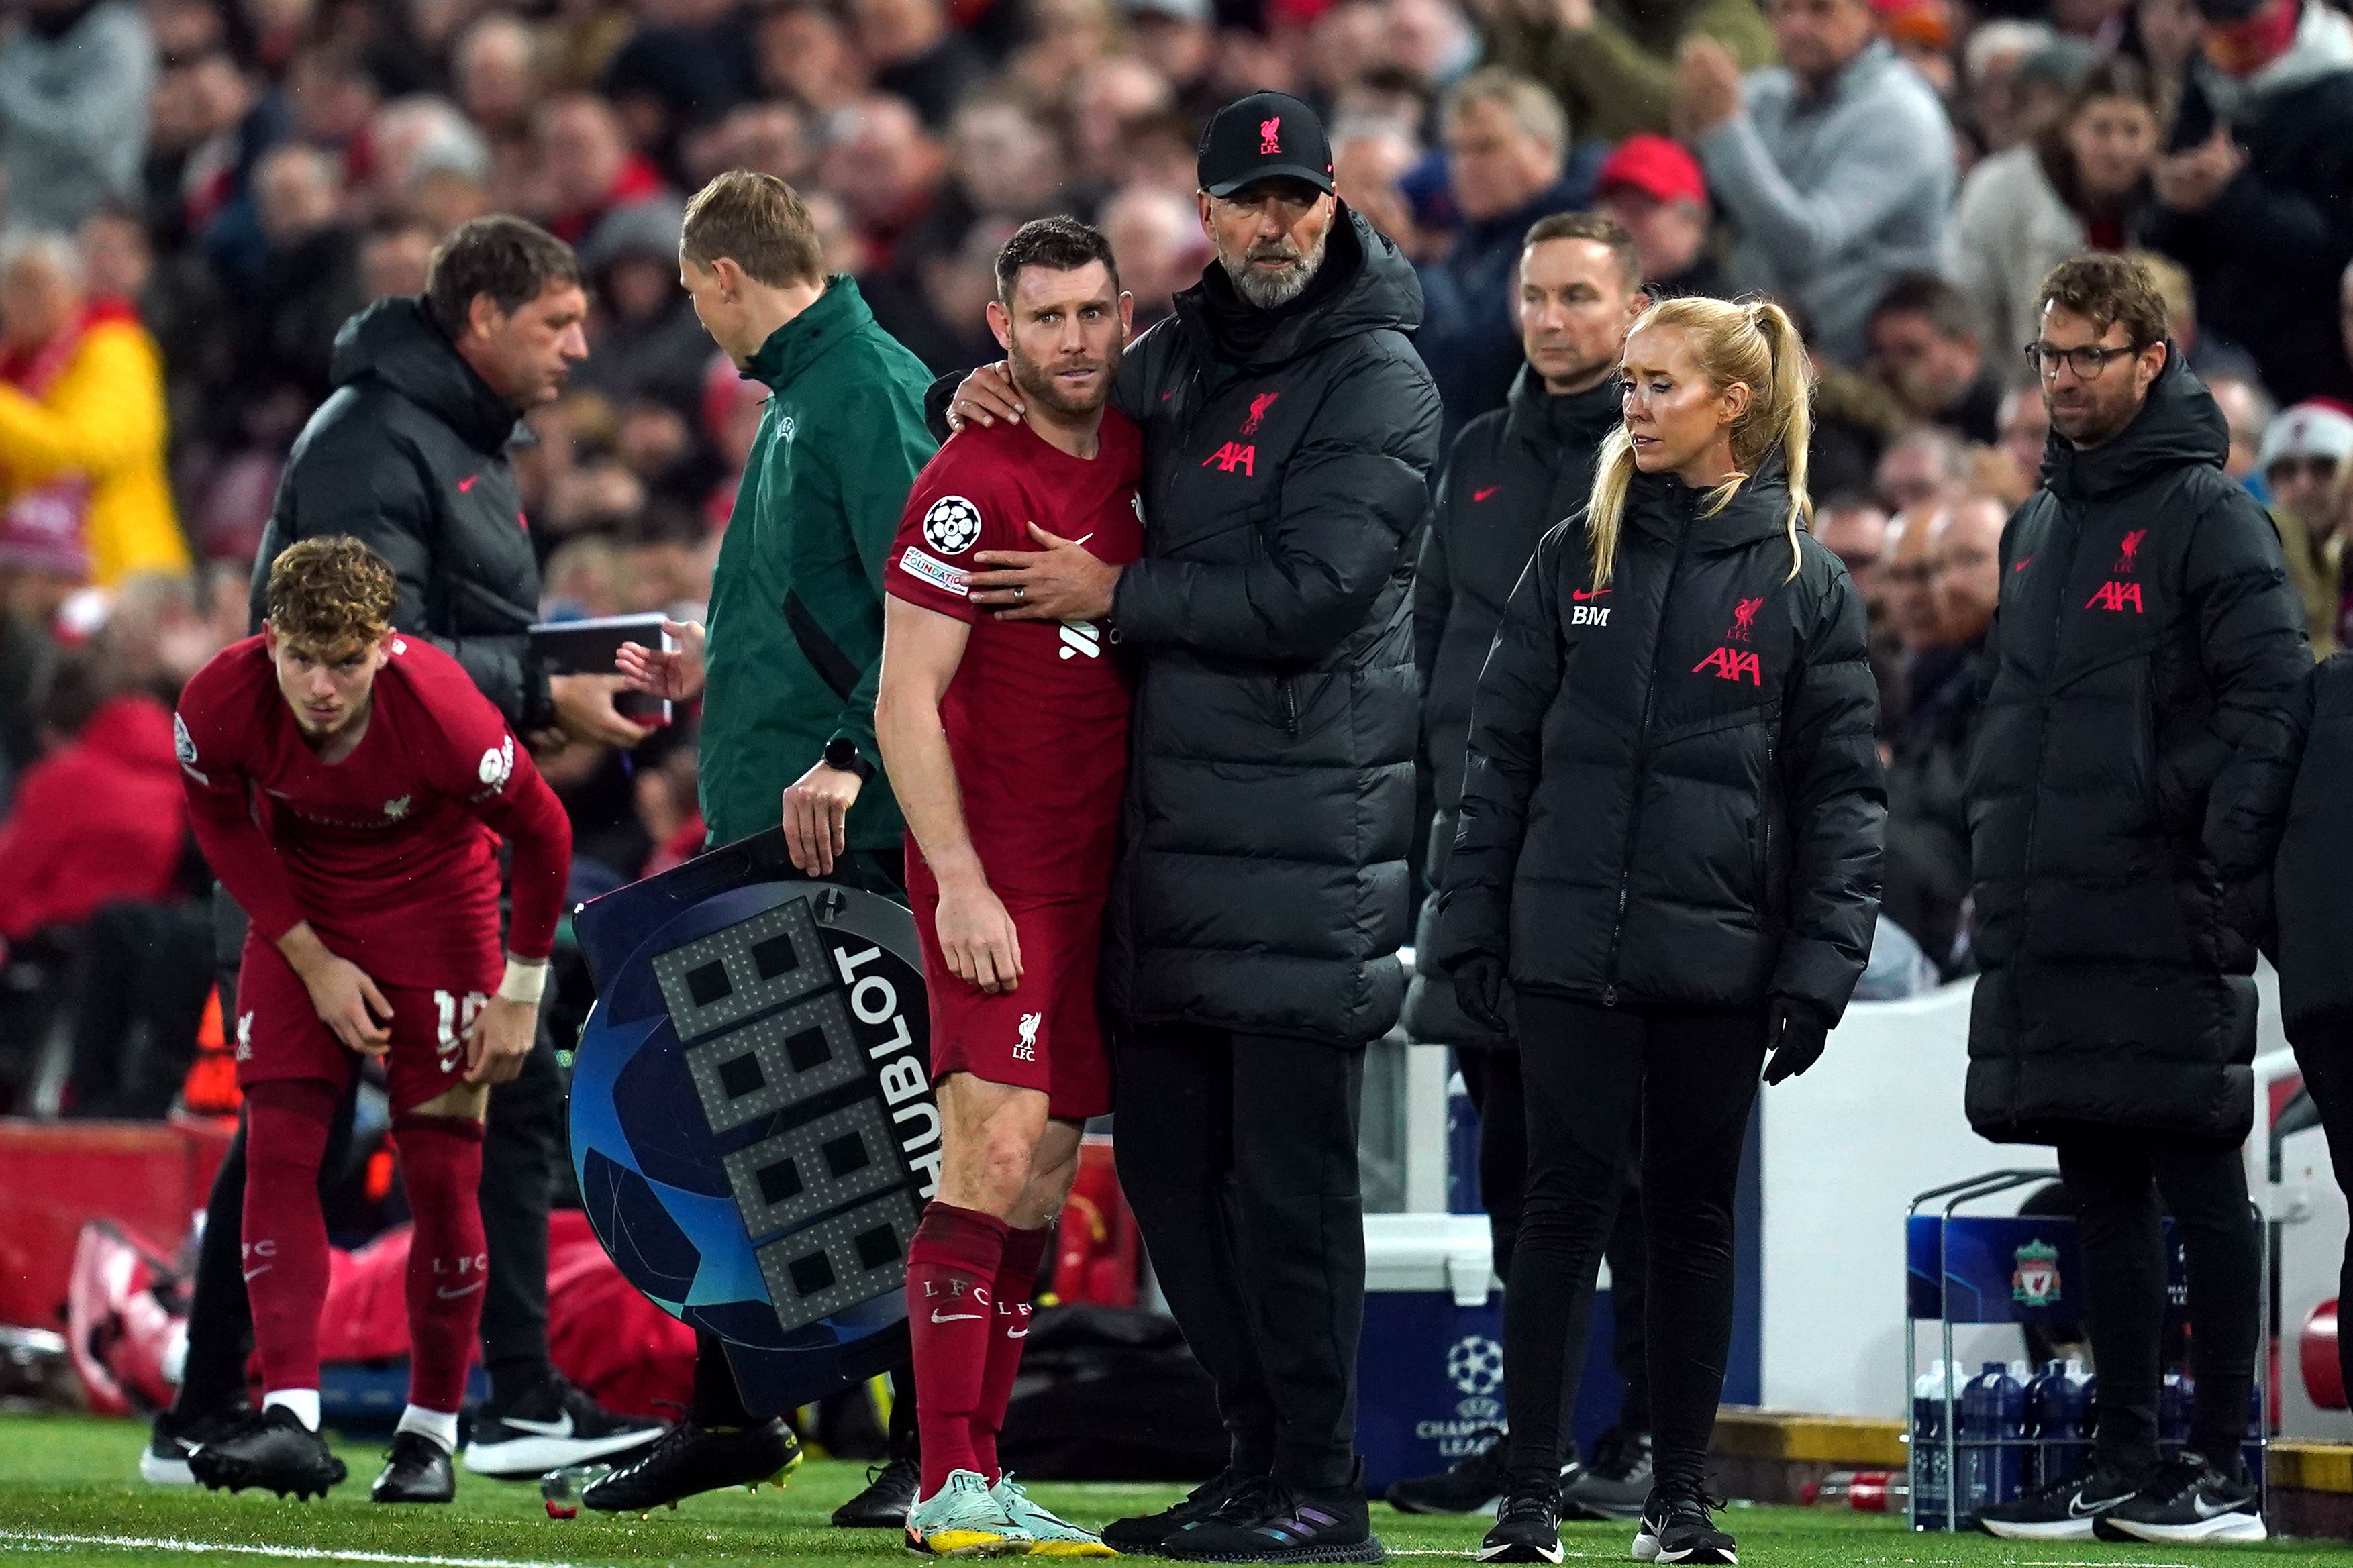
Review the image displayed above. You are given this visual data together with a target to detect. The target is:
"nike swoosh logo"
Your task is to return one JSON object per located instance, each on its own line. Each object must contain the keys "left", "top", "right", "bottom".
{"left": 1572, "top": 588, "right": 1612, "bottom": 600}
{"left": 1472, "top": 486, "right": 1500, "bottom": 502}
{"left": 435, "top": 1281, "right": 486, "bottom": 1300}
{"left": 2195, "top": 1496, "right": 2244, "bottom": 1519}
{"left": 458, "top": 476, "right": 478, "bottom": 493}
{"left": 2070, "top": 1492, "right": 2135, "bottom": 1516}
{"left": 932, "top": 1311, "right": 984, "bottom": 1323}
{"left": 2014, "top": 556, "right": 2034, "bottom": 572}
{"left": 501, "top": 1413, "right": 575, "bottom": 1437}
{"left": 1007, "top": 1328, "right": 1029, "bottom": 1338}
{"left": 242, "top": 1265, "right": 272, "bottom": 1282}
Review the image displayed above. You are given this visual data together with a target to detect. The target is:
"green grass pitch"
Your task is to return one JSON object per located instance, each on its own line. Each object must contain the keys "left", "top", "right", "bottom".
{"left": 0, "top": 1412, "right": 2340, "bottom": 1566}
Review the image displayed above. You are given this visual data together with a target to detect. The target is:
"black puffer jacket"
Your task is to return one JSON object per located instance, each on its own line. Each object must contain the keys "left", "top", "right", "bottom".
{"left": 2275, "top": 655, "right": 2353, "bottom": 1039}
{"left": 1404, "top": 366, "right": 1621, "bottom": 1046}
{"left": 1102, "top": 210, "right": 1444, "bottom": 1044}
{"left": 1432, "top": 462, "right": 1885, "bottom": 1022}
{"left": 1964, "top": 354, "right": 2309, "bottom": 1145}
{"left": 248, "top": 299, "right": 551, "bottom": 731}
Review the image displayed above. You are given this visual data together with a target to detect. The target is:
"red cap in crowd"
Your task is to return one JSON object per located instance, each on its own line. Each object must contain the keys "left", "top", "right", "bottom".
{"left": 1595, "top": 134, "right": 1707, "bottom": 209}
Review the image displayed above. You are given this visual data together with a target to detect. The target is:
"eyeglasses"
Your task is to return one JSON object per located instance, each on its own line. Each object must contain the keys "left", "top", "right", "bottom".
{"left": 2024, "top": 342, "right": 2139, "bottom": 380}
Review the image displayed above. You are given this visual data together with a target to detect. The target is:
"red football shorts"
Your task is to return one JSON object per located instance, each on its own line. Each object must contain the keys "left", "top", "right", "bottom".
{"left": 234, "top": 937, "right": 501, "bottom": 1114}
{"left": 905, "top": 861, "right": 1113, "bottom": 1120}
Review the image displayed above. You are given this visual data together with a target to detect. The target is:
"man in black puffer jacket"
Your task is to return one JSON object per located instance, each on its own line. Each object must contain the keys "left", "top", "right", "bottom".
{"left": 1968, "top": 256, "right": 2307, "bottom": 1545}
{"left": 1394, "top": 210, "right": 1656, "bottom": 1522}
{"left": 943, "top": 93, "right": 1440, "bottom": 1563}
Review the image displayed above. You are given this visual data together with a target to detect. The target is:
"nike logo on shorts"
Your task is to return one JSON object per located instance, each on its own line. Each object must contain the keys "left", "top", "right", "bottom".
{"left": 436, "top": 1281, "right": 486, "bottom": 1300}
{"left": 242, "top": 1265, "right": 272, "bottom": 1282}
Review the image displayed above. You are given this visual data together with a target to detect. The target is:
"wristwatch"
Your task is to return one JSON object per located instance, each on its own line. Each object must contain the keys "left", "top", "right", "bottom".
{"left": 824, "top": 735, "right": 877, "bottom": 782}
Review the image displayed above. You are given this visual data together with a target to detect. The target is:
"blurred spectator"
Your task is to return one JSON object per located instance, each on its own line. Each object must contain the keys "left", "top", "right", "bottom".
{"left": 1069, "top": 57, "right": 1179, "bottom": 188}
{"left": 700, "top": 352, "right": 769, "bottom": 530}
{"left": 1876, "top": 422, "right": 1970, "bottom": 512}
{"left": 1679, "top": 0, "right": 1956, "bottom": 364}
{"left": 369, "top": 96, "right": 494, "bottom": 232}
{"left": 1879, "top": 0, "right": 1959, "bottom": 97}
{"left": 1387, "top": 0, "right": 1483, "bottom": 87}
{"left": 2130, "top": 246, "right": 2262, "bottom": 388}
{"left": 240, "top": 144, "right": 367, "bottom": 413}
{"left": 534, "top": 94, "right": 681, "bottom": 250}
{"left": 1867, "top": 272, "right": 2002, "bottom": 443}
{"left": 1813, "top": 490, "right": 1907, "bottom": 740}
{"left": 456, "top": 13, "right": 542, "bottom": 144}
{"left": 1417, "top": 70, "right": 1583, "bottom": 437}
{"left": 362, "top": 222, "right": 440, "bottom": 299}
{"left": 1099, "top": 185, "right": 1212, "bottom": 329}
{"left": 0, "top": 650, "right": 187, "bottom": 950}
{"left": 1883, "top": 497, "right": 1947, "bottom": 658}
{"left": 1961, "top": 21, "right": 2055, "bottom": 154}
{"left": 1121, "top": 0, "right": 1222, "bottom": 121}
{"left": 2144, "top": 0, "right": 2353, "bottom": 407}
{"left": 1995, "top": 382, "right": 2051, "bottom": 498}
{"left": 574, "top": 204, "right": 717, "bottom": 425}
{"left": 1948, "top": 58, "right": 2163, "bottom": 386}
{"left": 1481, "top": 0, "right": 1776, "bottom": 144}
{"left": 691, "top": 102, "right": 815, "bottom": 189}
{"left": 0, "top": 232, "right": 189, "bottom": 588}
{"left": 1882, "top": 492, "right": 2003, "bottom": 973}
{"left": 596, "top": 0, "right": 759, "bottom": 159}
{"left": 2206, "top": 371, "right": 2274, "bottom": 486}
{"left": 1809, "top": 319, "right": 1908, "bottom": 496}
{"left": 0, "top": 0, "right": 156, "bottom": 231}
{"left": 1331, "top": 109, "right": 1434, "bottom": 258}
{"left": 754, "top": 2, "right": 870, "bottom": 116}
{"left": 1593, "top": 133, "right": 1728, "bottom": 297}
{"left": 864, "top": 216, "right": 1019, "bottom": 373}
{"left": 819, "top": 96, "right": 948, "bottom": 267}
{"left": 2259, "top": 399, "right": 2353, "bottom": 655}
{"left": 855, "top": 0, "right": 991, "bottom": 128}
{"left": 2121, "top": 0, "right": 2201, "bottom": 122}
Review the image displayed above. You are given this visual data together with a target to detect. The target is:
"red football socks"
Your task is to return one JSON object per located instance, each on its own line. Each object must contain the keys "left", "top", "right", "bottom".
{"left": 242, "top": 1080, "right": 340, "bottom": 1400}
{"left": 393, "top": 1112, "right": 489, "bottom": 1414}
{"left": 970, "top": 1224, "right": 1050, "bottom": 1483}
{"left": 907, "top": 1202, "right": 1009, "bottom": 1496}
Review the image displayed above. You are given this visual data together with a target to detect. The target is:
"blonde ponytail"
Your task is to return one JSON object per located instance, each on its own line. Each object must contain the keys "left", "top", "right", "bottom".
{"left": 1583, "top": 294, "right": 1819, "bottom": 586}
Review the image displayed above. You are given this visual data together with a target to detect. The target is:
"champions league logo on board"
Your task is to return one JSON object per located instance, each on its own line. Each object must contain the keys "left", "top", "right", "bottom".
{"left": 1447, "top": 1335, "right": 1505, "bottom": 1422}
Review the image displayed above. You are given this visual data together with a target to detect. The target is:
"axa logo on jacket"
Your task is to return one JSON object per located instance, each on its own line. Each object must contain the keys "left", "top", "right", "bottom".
{"left": 1694, "top": 646, "right": 1764, "bottom": 684}
{"left": 1202, "top": 441, "right": 1255, "bottom": 475}
{"left": 2086, "top": 580, "right": 2144, "bottom": 613}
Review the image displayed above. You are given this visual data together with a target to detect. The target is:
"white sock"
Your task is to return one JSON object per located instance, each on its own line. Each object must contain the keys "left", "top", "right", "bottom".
{"left": 397, "top": 1404, "right": 460, "bottom": 1454}
{"left": 263, "top": 1389, "right": 321, "bottom": 1432}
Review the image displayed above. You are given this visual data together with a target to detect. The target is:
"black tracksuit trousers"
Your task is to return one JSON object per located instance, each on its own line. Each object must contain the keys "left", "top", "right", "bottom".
{"left": 1115, "top": 1025, "right": 1367, "bottom": 1490}
{"left": 1458, "top": 1048, "right": 1651, "bottom": 1443}
{"left": 2052, "top": 1122, "right": 2260, "bottom": 1477}
{"left": 1503, "top": 996, "right": 1763, "bottom": 1492}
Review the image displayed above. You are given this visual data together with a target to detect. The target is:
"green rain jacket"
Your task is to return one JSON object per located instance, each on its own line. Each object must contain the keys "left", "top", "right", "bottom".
{"left": 699, "top": 276, "right": 936, "bottom": 849}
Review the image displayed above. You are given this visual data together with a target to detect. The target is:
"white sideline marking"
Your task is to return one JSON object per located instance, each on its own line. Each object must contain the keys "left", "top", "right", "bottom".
{"left": 0, "top": 1532, "right": 600, "bottom": 1568}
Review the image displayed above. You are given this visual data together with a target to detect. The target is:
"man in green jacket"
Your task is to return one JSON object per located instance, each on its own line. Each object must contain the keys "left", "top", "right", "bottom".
{"left": 607, "top": 170, "right": 937, "bottom": 1524}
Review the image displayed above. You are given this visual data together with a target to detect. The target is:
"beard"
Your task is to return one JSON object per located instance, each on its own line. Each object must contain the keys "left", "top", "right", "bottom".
{"left": 1219, "top": 225, "right": 1330, "bottom": 309}
{"left": 1007, "top": 335, "right": 1125, "bottom": 420}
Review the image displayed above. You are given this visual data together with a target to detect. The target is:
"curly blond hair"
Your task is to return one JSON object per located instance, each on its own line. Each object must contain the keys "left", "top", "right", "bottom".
{"left": 264, "top": 537, "right": 397, "bottom": 651}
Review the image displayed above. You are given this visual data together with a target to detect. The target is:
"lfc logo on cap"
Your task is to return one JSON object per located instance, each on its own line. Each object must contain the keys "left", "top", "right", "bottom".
{"left": 1260, "top": 117, "right": 1281, "bottom": 154}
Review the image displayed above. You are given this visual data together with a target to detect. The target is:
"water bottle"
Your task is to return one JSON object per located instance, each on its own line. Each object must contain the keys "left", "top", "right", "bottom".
{"left": 1959, "top": 1361, "right": 2027, "bottom": 1513}
{"left": 2159, "top": 1371, "right": 2193, "bottom": 1457}
{"left": 2046, "top": 1358, "right": 2091, "bottom": 1485}
{"left": 1807, "top": 1470, "right": 1911, "bottom": 1512}
{"left": 540, "top": 1463, "right": 611, "bottom": 1519}
{"left": 1911, "top": 1361, "right": 1951, "bottom": 1528}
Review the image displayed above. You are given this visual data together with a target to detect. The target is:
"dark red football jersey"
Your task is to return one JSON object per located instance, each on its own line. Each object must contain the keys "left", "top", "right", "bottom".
{"left": 175, "top": 635, "right": 570, "bottom": 985}
{"left": 885, "top": 411, "right": 1144, "bottom": 900}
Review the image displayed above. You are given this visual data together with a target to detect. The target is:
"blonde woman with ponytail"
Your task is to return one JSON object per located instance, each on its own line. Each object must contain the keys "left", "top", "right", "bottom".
{"left": 1432, "top": 295, "right": 1886, "bottom": 1567}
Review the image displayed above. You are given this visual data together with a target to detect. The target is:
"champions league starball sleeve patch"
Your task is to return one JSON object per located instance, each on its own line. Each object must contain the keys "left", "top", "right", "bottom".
{"left": 921, "top": 495, "right": 984, "bottom": 555}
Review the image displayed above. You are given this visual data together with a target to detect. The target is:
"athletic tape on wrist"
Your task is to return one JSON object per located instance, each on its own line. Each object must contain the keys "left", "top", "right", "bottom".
{"left": 498, "top": 957, "right": 549, "bottom": 1004}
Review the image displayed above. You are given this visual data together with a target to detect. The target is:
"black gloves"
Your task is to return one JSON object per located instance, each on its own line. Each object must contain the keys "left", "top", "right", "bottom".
{"left": 1452, "top": 953, "right": 1508, "bottom": 1035}
{"left": 1762, "top": 995, "right": 1830, "bottom": 1085}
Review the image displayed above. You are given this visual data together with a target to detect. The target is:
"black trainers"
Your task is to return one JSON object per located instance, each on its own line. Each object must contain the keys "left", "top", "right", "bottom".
{"left": 1974, "top": 1456, "right": 2143, "bottom": 1540}
{"left": 2092, "top": 1453, "right": 2266, "bottom": 1544}
{"left": 579, "top": 1416, "right": 799, "bottom": 1513}
{"left": 142, "top": 1402, "right": 260, "bottom": 1485}
{"left": 832, "top": 1453, "right": 921, "bottom": 1527}
{"left": 1162, "top": 1462, "right": 1387, "bottom": 1564}
{"left": 460, "top": 1373, "right": 668, "bottom": 1479}
{"left": 372, "top": 1431, "right": 456, "bottom": 1503}
{"left": 1634, "top": 1487, "right": 1735, "bottom": 1565}
{"left": 1564, "top": 1429, "right": 1652, "bottom": 1521}
{"left": 1477, "top": 1473, "right": 1563, "bottom": 1563}
{"left": 1103, "top": 1466, "right": 1270, "bottom": 1553}
{"left": 1385, "top": 1428, "right": 1509, "bottom": 1514}
{"left": 187, "top": 1406, "right": 344, "bottom": 1500}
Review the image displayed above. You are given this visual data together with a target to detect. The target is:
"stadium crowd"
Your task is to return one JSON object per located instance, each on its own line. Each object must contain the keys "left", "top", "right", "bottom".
{"left": 1, "top": 0, "right": 2352, "bottom": 1080}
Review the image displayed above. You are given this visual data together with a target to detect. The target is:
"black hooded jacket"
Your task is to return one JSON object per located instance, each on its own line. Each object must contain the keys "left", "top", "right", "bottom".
{"left": 2274, "top": 655, "right": 2353, "bottom": 1038}
{"left": 1099, "top": 210, "right": 1444, "bottom": 1044}
{"left": 1404, "top": 366, "right": 1621, "bottom": 1045}
{"left": 1432, "top": 462, "right": 1885, "bottom": 1023}
{"left": 248, "top": 299, "right": 551, "bottom": 731}
{"left": 1964, "top": 352, "right": 2309, "bottom": 1145}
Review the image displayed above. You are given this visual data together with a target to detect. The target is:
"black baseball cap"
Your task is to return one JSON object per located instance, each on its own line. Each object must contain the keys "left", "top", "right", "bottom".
{"left": 1197, "top": 91, "right": 1335, "bottom": 199}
